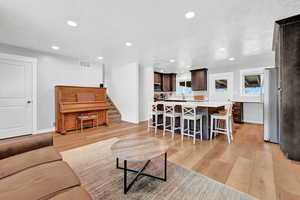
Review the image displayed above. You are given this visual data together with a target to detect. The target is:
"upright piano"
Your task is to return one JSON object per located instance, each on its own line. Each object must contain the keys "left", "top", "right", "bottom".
{"left": 55, "top": 86, "right": 110, "bottom": 134}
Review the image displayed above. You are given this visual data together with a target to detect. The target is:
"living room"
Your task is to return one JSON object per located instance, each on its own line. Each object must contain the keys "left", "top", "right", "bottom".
{"left": 0, "top": 1, "right": 300, "bottom": 200}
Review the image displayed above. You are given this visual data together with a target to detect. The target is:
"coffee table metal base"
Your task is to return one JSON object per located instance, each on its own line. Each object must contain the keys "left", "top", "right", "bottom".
{"left": 116, "top": 152, "right": 167, "bottom": 194}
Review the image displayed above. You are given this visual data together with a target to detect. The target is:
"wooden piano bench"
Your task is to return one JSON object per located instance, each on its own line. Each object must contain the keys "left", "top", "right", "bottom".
{"left": 77, "top": 114, "right": 98, "bottom": 132}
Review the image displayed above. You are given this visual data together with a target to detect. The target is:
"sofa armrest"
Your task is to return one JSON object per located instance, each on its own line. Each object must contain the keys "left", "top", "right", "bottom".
{"left": 0, "top": 133, "right": 53, "bottom": 159}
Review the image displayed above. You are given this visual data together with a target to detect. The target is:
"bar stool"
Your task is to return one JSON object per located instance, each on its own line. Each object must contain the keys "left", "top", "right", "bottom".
{"left": 181, "top": 104, "right": 204, "bottom": 144}
{"left": 148, "top": 102, "right": 164, "bottom": 133}
{"left": 210, "top": 103, "right": 233, "bottom": 144}
{"left": 163, "top": 103, "right": 181, "bottom": 139}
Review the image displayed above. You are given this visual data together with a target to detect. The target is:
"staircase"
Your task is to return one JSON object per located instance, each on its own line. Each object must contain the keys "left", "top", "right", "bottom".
{"left": 107, "top": 96, "right": 122, "bottom": 122}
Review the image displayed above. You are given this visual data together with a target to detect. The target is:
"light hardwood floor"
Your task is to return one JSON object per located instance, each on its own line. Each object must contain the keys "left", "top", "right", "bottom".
{"left": 53, "top": 121, "right": 300, "bottom": 200}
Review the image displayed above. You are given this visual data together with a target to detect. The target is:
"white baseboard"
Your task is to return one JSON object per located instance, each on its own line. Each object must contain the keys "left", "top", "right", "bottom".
{"left": 139, "top": 117, "right": 148, "bottom": 122}
{"left": 122, "top": 120, "right": 139, "bottom": 124}
{"left": 35, "top": 127, "right": 55, "bottom": 134}
{"left": 243, "top": 120, "right": 263, "bottom": 125}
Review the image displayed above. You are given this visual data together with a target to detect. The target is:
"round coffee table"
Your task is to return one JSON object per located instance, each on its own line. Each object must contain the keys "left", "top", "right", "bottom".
{"left": 111, "top": 136, "right": 169, "bottom": 194}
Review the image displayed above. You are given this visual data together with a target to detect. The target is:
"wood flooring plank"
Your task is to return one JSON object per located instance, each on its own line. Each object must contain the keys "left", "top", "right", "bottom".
{"left": 178, "top": 143, "right": 214, "bottom": 169}
{"left": 191, "top": 141, "right": 227, "bottom": 173}
{"left": 271, "top": 145, "right": 300, "bottom": 200}
{"left": 225, "top": 156, "right": 253, "bottom": 194}
{"left": 51, "top": 121, "right": 300, "bottom": 200}
{"left": 248, "top": 150, "right": 276, "bottom": 200}
{"left": 201, "top": 160, "right": 233, "bottom": 184}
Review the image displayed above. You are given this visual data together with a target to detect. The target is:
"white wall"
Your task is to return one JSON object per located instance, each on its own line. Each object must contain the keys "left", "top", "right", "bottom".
{"left": 209, "top": 72, "right": 234, "bottom": 101}
{"left": 108, "top": 62, "right": 139, "bottom": 123}
{"left": 0, "top": 43, "right": 103, "bottom": 131}
{"left": 139, "top": 66, "right": 154, "bottom": 122}
{"left": 209, "top": 67, "right": 263, "bottom": 102}
{"left": 208, "top": 62, "right": 269, "bottom": 124}
{"left": 38, "top": 56, "right": 103, "bottom": 130}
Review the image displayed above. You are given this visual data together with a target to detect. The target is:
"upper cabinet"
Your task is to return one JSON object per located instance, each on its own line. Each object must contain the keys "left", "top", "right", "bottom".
{"left": 190, "top": 68, "right": 208, "bottom": 91}
{"left": 170, "top": 74, "right": 176, "bottom": 92}
{"left": 162, "top": 74, "right": 171, "bottom": 92}
{"left": 154, "top": 72, "right": 176, "bottom": 92}
{"left": 154, "top": 72, "right": 162, "bottom": 85}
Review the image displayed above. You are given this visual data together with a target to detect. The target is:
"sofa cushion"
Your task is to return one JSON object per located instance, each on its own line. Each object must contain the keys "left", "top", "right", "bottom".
{"left": 0, "top": 133, "right": 53, "bottom": 159}
{"left": 0, "top": 146, "right": 62, "bottom": 179}
{"left": 0, "top": 161, "right": 80, "bottom": 200}
{"left": 47, "top": 187, "right": 92, "bottom": 200}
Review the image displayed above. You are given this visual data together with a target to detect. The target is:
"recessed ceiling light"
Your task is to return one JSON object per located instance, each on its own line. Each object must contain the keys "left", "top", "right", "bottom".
{"left": 169, "top": 59, "right": 175, "bottom": 63}
{"left": 51, "top": 45, "right": 60, "bottom": 50}
{"left": 229, "top": 57, "right": 235, "bottom": 61}
{"left": 125, "top": 42, "right": 132, "bottom": 47}
{"left": 97, "top": 56, "right": 103, "bottom": 60}
{"left": 219, "top": 48, "right": 226, "bottom": 51}
{"left": 67, "top": 20, "right": 78, "bottom": 27}
{"left": 185, "top": 11, "right": 195, "bottom": 19}
{"left": 186, "top": 65, "right": 192, "bottom": 68}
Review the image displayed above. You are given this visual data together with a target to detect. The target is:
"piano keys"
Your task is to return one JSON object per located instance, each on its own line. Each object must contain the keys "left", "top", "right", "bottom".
{"left": 55, "top": 86, "right": 110, "bottom": 134}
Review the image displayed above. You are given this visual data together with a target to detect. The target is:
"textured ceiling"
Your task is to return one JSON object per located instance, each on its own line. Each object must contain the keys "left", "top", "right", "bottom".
{"left": 0, "top": 0, "right": 299, "bottom": 71}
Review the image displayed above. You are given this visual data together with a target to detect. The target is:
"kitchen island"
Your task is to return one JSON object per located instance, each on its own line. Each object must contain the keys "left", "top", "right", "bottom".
{"left": 156, "top": 100, "right": 228, "bottom": 140}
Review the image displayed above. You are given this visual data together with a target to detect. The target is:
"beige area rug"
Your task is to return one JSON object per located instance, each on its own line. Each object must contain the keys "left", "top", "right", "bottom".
{"left": 61, "top": 138, "right": 255, "bottom": 200}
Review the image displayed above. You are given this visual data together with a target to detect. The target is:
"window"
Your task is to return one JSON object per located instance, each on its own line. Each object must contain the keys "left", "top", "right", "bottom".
{"left": 215, "top": 79, "right": 228, "bottom": 92}
{"left": 240, "top": 68, "right": 264, "bottom": 96}
{"left": 244, "top": 75, "right": 262, "bottom": 94}
{"left": 178, "top": 81, "right": 192, "bottom": 94}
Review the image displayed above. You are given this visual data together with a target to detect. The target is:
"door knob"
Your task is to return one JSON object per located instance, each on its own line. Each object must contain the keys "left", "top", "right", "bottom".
{"left": 27, "top": 101, "right": 32, "bottom": 104}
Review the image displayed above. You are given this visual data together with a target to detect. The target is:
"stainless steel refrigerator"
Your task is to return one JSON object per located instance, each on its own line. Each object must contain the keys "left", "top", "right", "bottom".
{"left": 263, "top": 68, "right": 279, "bottom": 143}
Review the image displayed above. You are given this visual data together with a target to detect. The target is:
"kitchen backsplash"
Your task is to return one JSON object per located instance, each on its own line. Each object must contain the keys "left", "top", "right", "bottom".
{"left": 154, "top": 91, "right": 209, "bottom": 100}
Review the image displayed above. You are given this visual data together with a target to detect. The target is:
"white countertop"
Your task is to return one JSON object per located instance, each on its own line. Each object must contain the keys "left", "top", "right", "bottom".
{"left": 156, "top": 101, "right": 228, "bottom": 108}
{"left": 232, "top": 97, "right": 263, "bottom": 103}
{"left": 164, "top": 97, "right": 208, "bottom": 102}
{"left": 165, "top": 99, "right": 207, "bottom": 102}
{"left": 164, "top": 97, "right": 263, "bottom": 104}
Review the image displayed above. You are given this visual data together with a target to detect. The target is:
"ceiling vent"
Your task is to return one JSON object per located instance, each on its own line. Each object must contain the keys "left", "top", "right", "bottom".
{"left": 80, "top": 61, "right": 91, "bottom": 67}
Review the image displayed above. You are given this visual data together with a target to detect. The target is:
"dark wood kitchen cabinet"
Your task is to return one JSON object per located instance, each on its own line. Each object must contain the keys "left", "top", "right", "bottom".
{"left": 190, "top": 68, "right": 207, "bottom": 91}
{"left": 162, "top": 74, "right": 171, "bottom": 92}
{"left": 274, "top": 14, "right": 300, "bottom": 161}
{"left": 232, "top": 102, "right": 243, "bottom": 123}
{"left": 162, "top": 73, "right": 176, "bottom": 92}
{"left": 153, "top": 72, "right": 176, "bottom": 92}
{"left": 154, "top": 72, "right": 162, "bottom": 92}
{"left": 170, "top": 74, "right": 176, "bottom": 91}
{"left": 154, "top": 72, "right": 162, "bottom": 84}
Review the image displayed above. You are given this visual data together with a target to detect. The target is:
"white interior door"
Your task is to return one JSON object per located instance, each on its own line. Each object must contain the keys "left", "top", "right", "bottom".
{"left": 0, "top": 54, "right": 36, "bottom": 139}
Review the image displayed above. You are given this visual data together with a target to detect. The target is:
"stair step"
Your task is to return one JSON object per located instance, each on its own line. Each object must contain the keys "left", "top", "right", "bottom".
{"left": 109, "top": 116, "right": 121, "bottom": 122}
{"left": 106, "top": 96, "right": 121, "bottom": 122}
{"left": 109, "top": 113, "right": 121, "bottom": 117}
{"left": 108, "top": 110, "right": 119, "bottom": 114}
